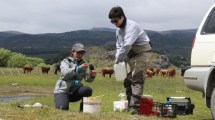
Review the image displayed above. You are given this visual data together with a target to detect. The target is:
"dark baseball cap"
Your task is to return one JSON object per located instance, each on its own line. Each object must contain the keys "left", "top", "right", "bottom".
{"left": 71, "top": 43, "right": 86, "bottom": 52}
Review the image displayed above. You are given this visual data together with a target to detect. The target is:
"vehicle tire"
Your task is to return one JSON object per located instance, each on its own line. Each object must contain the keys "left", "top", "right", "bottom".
{"left": 211, "top": 88, "right": 215, "bottom": 119}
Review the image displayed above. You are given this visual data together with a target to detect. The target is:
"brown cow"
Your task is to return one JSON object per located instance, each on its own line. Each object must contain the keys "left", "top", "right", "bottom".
{"left": 23, "top": 66, "right": 34, "bottom": 74}
{"left": 146, "top": 69, "right": 153, "bottom": 78}
{"left": 167, "top": 68, "right": 176, "bottom": 79}
{"left": 160, "top": 69, "right": 168, "bottom": 78}
{"left": 41, "top": 67, "right": 50, "bottom": 74}
{"left": 153, "top": 68, "right": 160, "bottom": 76}
{"left": 101, "top": 68, "right": 114, "bottom": 78}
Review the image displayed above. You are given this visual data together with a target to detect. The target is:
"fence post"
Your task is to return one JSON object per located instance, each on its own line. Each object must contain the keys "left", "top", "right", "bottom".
{"left": 16, "top": 68, "right": 20, "bottom": 76}
{"left": 9, "top": 68, "right": 13, "bottom": 76}
{"left": 1, "top": 69, "right": 5, "bottom": 76}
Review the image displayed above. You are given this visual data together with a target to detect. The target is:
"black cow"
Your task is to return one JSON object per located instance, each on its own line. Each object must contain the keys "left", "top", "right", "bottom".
{"left": 181, "top": 66, "right": 191, "bottom": 76}
{"left": 41, "top": 67, "right": 50, "bottom": 74}
{"left": 23, "top": 66, "right": 34, "bottom": 74}
{"left": 54, "top": 62, "right": 61, "bottom": 75}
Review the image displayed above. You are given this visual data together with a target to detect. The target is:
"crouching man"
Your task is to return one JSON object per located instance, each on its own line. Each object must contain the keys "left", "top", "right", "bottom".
{"left": 54, "top": 43, "right": 96, "bottom": 111}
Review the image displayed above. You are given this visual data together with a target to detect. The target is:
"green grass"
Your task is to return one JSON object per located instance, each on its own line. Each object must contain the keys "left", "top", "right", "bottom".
{"left": 0, "top": 68, "right": 212, "bottom": 120}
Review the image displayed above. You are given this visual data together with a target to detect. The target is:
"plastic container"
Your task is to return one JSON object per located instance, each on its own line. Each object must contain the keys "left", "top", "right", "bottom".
{"left": 114, "top": 62, "right": 130, "bottom": 81}
{"left": 113, "top": 101, "right": 128, "bottom": 112}
{"left": 83, "top": 96, "right": 102, "bottom": 113}
{"left": 119, "top": 92, "right": 126, "bottom": 101}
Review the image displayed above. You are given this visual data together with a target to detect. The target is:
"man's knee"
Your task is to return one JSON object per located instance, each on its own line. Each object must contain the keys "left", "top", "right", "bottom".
{"left": 80, "top": 86, "right": 92, "bottom": 97}
{"left": 54, "top": 93, "right": 69, "bottom": 110}
{"left": 85, "top": 87, "right": 92, "bottom": 96}
{"left": 55, "top": 99, "right": 69, "bottom": 110}
{"left": 55, "top": 105, "right": 69, "bottom": 110}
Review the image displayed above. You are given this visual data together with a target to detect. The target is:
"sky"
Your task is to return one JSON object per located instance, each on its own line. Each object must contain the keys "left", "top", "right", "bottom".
{"left": 0, "top": 0, "right": 214, "bottom": 34}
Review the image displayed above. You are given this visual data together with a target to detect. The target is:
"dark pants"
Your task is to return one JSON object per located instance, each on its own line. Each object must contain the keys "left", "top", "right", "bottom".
{"left": 54, "top": 86, "right": 92, "bottom": 111}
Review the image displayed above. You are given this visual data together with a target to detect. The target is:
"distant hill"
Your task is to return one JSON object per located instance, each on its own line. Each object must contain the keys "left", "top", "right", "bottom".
{"left": 90, "top": 27, "right": 115, "bottom": 32}
{"left": 0, "top": 31, "right": 25, "bottom": 40}
{"left": 0, "top": 28, "right": 197, "bottom": 66}
{"left": 147, "top": 29, "right": 196, "bottom": 63}
{"left": 0, "top": 29, "right": 115, "bottom": 54}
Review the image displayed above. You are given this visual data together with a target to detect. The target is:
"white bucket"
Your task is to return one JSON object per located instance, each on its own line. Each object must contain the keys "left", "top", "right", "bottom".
{"left": 83, "top": 96, "right": 102, "bottom": 113}
{"left": 114, "top": 62, "right": 130, "bottom": 81}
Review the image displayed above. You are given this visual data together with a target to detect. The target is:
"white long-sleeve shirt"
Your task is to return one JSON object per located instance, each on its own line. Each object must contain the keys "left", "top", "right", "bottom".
{"left": 115, "top": 19, "right": 150, "bottom": 62}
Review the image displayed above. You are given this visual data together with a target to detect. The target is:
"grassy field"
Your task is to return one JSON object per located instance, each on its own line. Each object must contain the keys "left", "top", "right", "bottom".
{"left": 0, "top": 67, "right": 212, "bottom": 120}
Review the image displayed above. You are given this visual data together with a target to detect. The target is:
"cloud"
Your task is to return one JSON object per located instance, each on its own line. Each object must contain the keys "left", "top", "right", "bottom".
{"left": 0, "top": 0, "right": 214, "bottom": 33}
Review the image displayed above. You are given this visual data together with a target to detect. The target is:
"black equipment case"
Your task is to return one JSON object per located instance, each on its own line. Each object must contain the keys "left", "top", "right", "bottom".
{"left": 166, "top": 97, "right": 195, "bottom": 115}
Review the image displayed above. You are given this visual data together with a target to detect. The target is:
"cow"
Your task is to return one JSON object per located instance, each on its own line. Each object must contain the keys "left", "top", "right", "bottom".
{"left": 160, "top": 69, "right": 168, "bottom": 78}
{"left": 153, "top": 68, "right": 160, "bottom": 76}
{"left": 181, "top": 66, "right": 190, "bottom": 76}
{"left": 23, "top": 66, "right": 33, "bottom": 74}
{"left": 146, "top": 69, "right": 153, "bottom": 78}
{"left": 101, "top": 68, "right": 114, "bottom": 78}
{"left": 54, "top": 62, "right": 61, "bottom": 75}
{"left": 41, "top": 67, "right": 50, "bottom": 74}
{"left": 167, "top": 68, "right": 176, "bottom": 79}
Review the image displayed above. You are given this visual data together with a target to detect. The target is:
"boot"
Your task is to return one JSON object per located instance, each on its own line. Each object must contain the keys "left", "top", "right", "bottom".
{"left": 127, "top": 95, "right": 131, "bottom": 108}
{"left": 79, "top": 101, "right": 83, "bottom": 112}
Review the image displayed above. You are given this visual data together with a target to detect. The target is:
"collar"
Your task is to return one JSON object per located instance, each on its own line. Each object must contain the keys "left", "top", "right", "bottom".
{"left": 119, "top": 17, "right": 127, "bottom": 28}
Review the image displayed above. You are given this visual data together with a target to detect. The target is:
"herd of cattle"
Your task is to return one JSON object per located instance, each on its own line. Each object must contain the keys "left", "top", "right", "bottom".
{"left": 146, "top": 68, "right": 176, "bottom": 78}
{"left": 99, "top": 67, "right": 187, "bottom": 79}
{"left": 22, "top": 66, "right": 51, "bottom": 74}
{"left": 22, "top": 62, "right": 61, "bottom": 75}
{"left": 22, "top": 64, "right": 188, "bottom": 79}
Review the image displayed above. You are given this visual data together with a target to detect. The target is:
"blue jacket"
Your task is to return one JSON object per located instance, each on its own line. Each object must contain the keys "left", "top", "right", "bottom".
{"left": 54, "top": 57, "right": 94, "bottom": 94}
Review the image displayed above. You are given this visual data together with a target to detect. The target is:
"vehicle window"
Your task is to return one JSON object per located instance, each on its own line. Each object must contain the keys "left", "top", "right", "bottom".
{"left": 201, "top": 8, "right": 215, "bottom": 34}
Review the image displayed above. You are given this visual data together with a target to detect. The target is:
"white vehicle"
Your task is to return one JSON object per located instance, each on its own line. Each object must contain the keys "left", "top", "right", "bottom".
{"left": 184, "top": 4, "right": 215, "bottom": 118}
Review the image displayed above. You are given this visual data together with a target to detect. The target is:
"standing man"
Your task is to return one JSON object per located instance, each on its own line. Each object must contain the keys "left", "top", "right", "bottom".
{"left": 54, "top": 43, "right": 96, "bottom": 111}
{"left": 109, "top": 6, "right": 152, "bottom": 114}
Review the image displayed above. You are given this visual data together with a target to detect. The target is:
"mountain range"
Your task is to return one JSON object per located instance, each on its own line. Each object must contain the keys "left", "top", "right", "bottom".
{"left": 0, "top": 28, "right": 197, "bottom": 67}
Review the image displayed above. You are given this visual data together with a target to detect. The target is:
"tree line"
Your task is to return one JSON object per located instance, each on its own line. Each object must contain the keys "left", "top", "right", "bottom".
{"left": 0, "top": 48, "right": 45, "bottom": 67}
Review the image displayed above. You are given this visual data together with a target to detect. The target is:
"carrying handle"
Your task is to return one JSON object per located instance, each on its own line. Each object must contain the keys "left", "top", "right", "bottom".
{"left": 166, "top": 97, "right": 191, "bottom": 102}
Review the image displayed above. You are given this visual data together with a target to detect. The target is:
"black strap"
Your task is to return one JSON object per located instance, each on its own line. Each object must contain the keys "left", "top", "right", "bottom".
{"left": 67, "top": 58, "right": 72, "bottom": 63}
